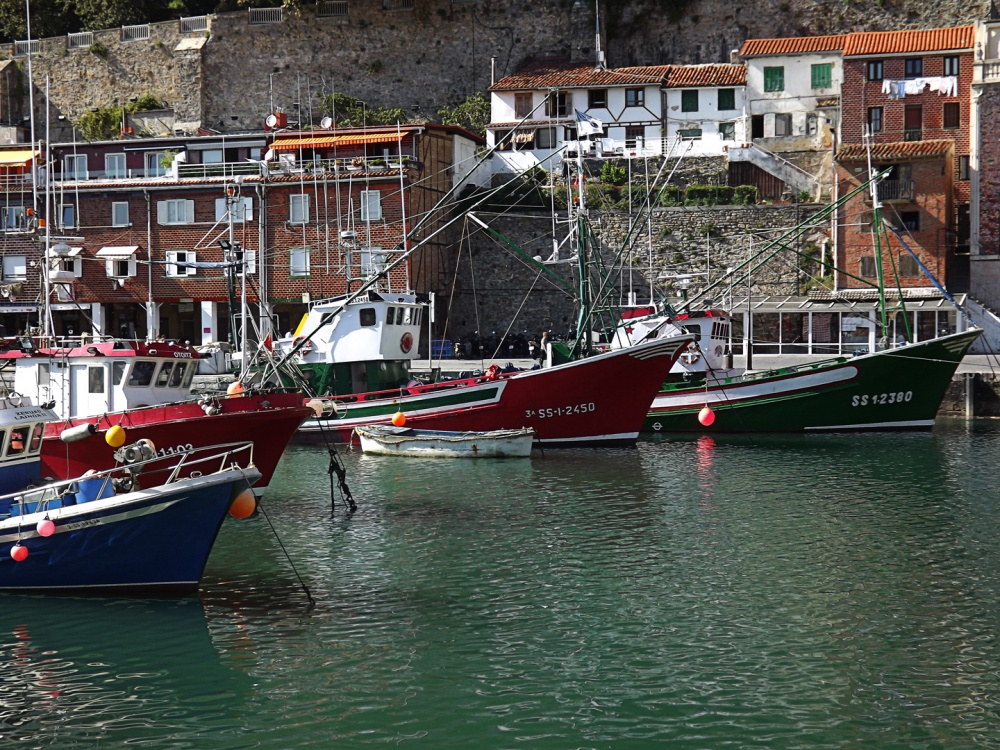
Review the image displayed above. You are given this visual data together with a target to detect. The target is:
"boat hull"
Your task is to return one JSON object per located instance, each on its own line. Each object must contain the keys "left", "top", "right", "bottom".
{"left": 643, "top": 329, "right": 980, "bottom": 433}
{"left": 299, "top": 335, "right": 692, "bottom": 447}
{"left": 355, "top": 426, "right": 535, "bottom": 458}
{"left": 40, "top": 392, "right": 311, "bottom": 496}
{"left": 0, "top": 468, "right": 260, "bottom": 593}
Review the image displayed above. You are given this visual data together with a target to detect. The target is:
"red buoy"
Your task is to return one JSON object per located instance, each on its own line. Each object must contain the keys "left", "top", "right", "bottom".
{"left": 698, "top": 406, "right": 716, "bottom": 426}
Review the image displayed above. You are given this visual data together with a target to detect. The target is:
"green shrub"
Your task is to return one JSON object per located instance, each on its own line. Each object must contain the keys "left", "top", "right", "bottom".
{"left": 732, "top": 184, "right": 759, "bottom": 205}
{"left": 89, "top": 41, "right": 108, "bottom": 58}
{"left": 657, "top": 186, "right": 684, "bottom": 206}
{"left": 600, "top": 161, "right": 627, "bottom": 186}
{"left": 684, "top": 184, "right": 734, "bottom": 206}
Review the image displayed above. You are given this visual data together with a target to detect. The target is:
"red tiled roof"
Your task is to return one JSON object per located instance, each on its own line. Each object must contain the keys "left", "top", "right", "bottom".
{"left": 664, "top": 64, "right": 745, "bottom": 87}
{"left": 491, "top": 60, "right": 671, "bottom": 90}
{"left": 739, "top": 35, "right": 847, "bottom": 57}
{"left": 836, "top": 139, "right": 954, "bottom": 161}
{"left": 842, "top": 25, "right": 974, "bottom": 56}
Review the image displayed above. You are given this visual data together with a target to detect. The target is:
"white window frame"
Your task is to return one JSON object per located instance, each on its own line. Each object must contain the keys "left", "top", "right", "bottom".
{"left": 107, "top": 258, "right": 137, "bottom": 279}
{"left": 360, "top": 190, "right": 382, "bottom": 221}
{"left": 59, "top": 203, "right": 75, "bottom": 230}
{"left": 215, "top": 196, "right": 253, "bottom": 223}
{"left": 165, "top": 250, "right": 197, "bottom": 278}
{"left": 2, "top": 255, "right": 26, "bottom": 280}
{"left": 290, "top": 246, "right": 310, "bottom": 277}
{"left": 63, "top": 154, "right": 87, "bottom": 180}
{"left": 289, "top": 194, "right": 310, "bottom": 224}
{"left": 105, "top": 153, "right": 126, "bottom": 179}
{"left": 112, "top": 201, "right": 130, "bottom": 227}
{"left": 145, "top": 151, "right": 168, "bottom": 177}
{"left": 53, "top": 254, "right": 82, "bottom": 278}
{"left": 202, "top": 149, "right": 224, "bottom": 164}
{"left": 3, "top": 206, "right": 26, "bottom": 230}
{"left": 157, "top": 199, "right": 195, "bottom": 225}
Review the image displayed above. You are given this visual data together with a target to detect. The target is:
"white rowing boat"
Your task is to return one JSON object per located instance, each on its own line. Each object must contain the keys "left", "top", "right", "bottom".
{"left": 354, "top": 425, "right": 535, "bottom": 458}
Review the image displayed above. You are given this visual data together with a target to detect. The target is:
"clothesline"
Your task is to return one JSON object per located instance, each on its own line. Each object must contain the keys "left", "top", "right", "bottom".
{"left": 881, "top": 76, "right": 958, "bottom": 98}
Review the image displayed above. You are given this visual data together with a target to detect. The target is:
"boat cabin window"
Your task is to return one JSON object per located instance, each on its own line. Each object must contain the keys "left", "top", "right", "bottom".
{"left": 89, "top": 366, "right": 105, "bottom": 394}
{"left": 6, "top": 427, "right": 27, "bottom": 456}
{"left": 155, "top": 363, "right": 173, "bottom": 387}
{"left": 682, "top": 324, "right": 703, "bottom": 340}
{"left": 395, "top": 308, "right": 404, "bottom": 325}
{"left": 403, "top": 308, "right": 412, "bottom": 325}
{"left": 360, "top": 308, "right": 377, "bottom": 327}
{"left": 168, "top": 362, "right": 190, "bottom": 387}
{"left": 38, "top": 363, "right": 50, "bottom": 386}
{"left": 112, "top": 361, "right": 127, "bottom": 386}
{"left": 128, "top": 361, "right": 157, "bottom": 386}
{"left": 28, "top": 423, "right": 43, "bottom": 452}
{"left": 386, "top": 306, "right": 396, "bottom": 324}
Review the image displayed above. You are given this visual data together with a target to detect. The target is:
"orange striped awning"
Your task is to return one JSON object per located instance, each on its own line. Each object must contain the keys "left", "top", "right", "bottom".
{"left": 270, "top": 133, "right": 406, "bottom": 151}
{"left": 270, "top": 137, "right": 339, "bottom": 152}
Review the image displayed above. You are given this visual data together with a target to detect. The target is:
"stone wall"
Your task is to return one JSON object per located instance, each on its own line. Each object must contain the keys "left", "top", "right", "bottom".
{"left": 443, "top": 203, "right": 825, "bottom": 341}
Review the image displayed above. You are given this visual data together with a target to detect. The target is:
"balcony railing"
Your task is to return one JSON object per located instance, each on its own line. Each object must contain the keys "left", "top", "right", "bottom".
{"left": 249, "top": 7, "right": 284, "bottom": 24}
{"left": 878, "top": 180, "right": 914, "bottom": 202}
{"left": 67, "top": 32, "right": 94, "bottom": 50}
{"left": 120, "top": 24, "right": 150, "bottom": 42}
{"left": 13, "top": 40, "right": 40, "bottom": 56}
{"left": 318, "top": 1, "right": 349, "bottom": 16}
{"left": 903, "top": 128, "right": 922, "bottom": 142}
{"left": 177, "top": 162, "right": 263, "bottom": 179}
{"left": 180, "top": 15, "right": 209, "bottom": 33}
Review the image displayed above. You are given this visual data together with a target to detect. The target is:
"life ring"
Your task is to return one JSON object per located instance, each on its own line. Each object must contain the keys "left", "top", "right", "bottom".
{"left": 680, "top": 343, "right": 701, "bottom": 365}
{"left": 8, "top": 391, "right": 21, "bottom": 407}
{"left": 294, "top": 337, "right": 313, "bottom": 355}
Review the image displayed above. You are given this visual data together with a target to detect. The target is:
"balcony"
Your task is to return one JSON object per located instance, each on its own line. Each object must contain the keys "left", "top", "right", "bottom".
{"left": 903, "top": 129, "right": 922, "bottom": 142}
{"left": 878, "top": 179, "right": 914, "bottom": 202}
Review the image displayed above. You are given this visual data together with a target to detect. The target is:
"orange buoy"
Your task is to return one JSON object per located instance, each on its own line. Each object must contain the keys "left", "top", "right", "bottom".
{"left": 228, "top": 488, "right": 256, "bottom": 519}
{"left": 391, "top": 411, "right": 406, "bottom": 427}
{"left": 105, "top": 424, "right": 126, "bottom": 447}
{"left": 226, "top": 381, "right": 245, "bottom": 399}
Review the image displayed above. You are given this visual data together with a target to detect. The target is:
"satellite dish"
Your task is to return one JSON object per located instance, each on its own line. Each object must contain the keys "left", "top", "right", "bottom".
{"left": 320, "top": 116, "right": 333, "bottom": 129}
{"left": 265, "top": 114, "right": 279, "bottom": 129}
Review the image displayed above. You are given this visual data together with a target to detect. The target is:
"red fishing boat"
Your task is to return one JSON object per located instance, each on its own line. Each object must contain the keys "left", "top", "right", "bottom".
{"left": 301, "top": 334, "right": 692, "bottom": 446}
{"left": 0, "top": 338, "right": 311, "bottom": 496}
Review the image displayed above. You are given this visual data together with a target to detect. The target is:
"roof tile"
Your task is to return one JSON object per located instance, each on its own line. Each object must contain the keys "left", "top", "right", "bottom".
{"left": 664, "top": 64, "right": 745, "bottom": 87}
{"left": 740, "top": 35, "right": 847, "bottom": 57}
{"left": 491, "top": 60, "right": 672, "bottom": 90}
{"left": 842, "top": 25, "right": 974, "bottom": 56}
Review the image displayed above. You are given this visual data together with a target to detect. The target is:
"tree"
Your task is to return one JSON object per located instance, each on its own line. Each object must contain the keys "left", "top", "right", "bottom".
{"left": 437, "top": 92, "right": 489, "bottom": 137}
{"left": 75, "top": 93, "right": 166, "bottom": 141}
{"left": 315, "top": 92, "right": 408, "bottom": 128}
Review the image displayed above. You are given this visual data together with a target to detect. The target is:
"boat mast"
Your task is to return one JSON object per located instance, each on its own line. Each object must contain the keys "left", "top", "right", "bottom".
{"left": 863, "top": 127, "right": 890, "bottom": 341}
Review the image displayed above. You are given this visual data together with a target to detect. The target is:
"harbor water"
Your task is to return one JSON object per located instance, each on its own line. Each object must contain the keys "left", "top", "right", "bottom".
{"left": 5, "top": 420, "right": 1000, "bottom": 748}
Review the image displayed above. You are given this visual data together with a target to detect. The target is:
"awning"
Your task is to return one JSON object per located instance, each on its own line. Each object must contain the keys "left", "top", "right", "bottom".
{"left": 270, "top": 137, "right": 340, "bottom": 152}
{"left": 0, "top": 149, "right": 37, "bottom": 169}
{"left": 270, "top": 133, "right": 407, "bottom": 152}
{"left": 96, "top": 245, "right": 140, "bottom": 257}
{"left": 47, "top": 246, "right": 83, "bottom": 258}
{"left": 187, "top": 139, "right": 266, "bottom": 151}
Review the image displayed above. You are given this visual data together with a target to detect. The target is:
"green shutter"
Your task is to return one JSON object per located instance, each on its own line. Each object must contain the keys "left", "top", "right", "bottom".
{"left": 764, "top": 66, "right": 784, "bottom": 93}
{"left": 811, "top": 63, "right": 831, "bottom": 89}
{"left": 718, "top": 88, "right": 735, "bottom": 111}
{"left": 681, "top": 90, "right": 699, "bottom": 112}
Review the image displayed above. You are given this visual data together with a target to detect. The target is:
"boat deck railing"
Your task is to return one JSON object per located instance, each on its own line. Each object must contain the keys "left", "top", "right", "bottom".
{"left": 0, "top": 440, "right": 255, "bottom": 519}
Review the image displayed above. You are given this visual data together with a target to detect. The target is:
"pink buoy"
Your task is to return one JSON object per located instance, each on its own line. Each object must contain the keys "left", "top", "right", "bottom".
{"left": 698, "top": 406, "right": 716, "bottom": 426}
{"left": 37, "top": 519, "right": 56, "bottom": 537}
{"left": 10, "top": 544, "right": 27, "bottom": 562}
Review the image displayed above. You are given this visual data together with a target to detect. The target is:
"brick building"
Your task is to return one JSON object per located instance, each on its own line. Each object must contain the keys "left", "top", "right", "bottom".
{"left": 836, "top": 25, "right": 973, "bottom": 292}
{"left": 0, "top": 124, "right": 481, "bottom": 349}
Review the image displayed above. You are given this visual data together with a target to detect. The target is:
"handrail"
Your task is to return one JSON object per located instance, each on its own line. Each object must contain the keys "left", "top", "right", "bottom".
{"left": 745, "top": 143, "right": 819, "bottom": 184}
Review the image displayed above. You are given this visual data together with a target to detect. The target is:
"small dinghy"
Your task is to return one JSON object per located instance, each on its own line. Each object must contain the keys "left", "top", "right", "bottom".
{"left": 354, "top": 425, "right": 535, "bottom": 458}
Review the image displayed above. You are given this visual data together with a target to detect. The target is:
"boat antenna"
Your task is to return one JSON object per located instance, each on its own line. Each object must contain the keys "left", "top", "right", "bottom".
{"left": 24, "top": 0, "right": 38, "bottom": 221}
{"left": 594, "top": 0, "right": 606, "bottom": 70}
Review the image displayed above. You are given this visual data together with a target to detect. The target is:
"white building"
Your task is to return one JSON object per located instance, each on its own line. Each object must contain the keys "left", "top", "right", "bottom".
{"left": 739, "top": 35, "right": 846, "bottom": 147}
{"left": 486, "top": 60, "right": 746, "bottom": 175}
{"left": 662, "top": 64, "right": 748, "bottom": 156}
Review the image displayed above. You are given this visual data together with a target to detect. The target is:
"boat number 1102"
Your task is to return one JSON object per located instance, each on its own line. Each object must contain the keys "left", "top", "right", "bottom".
{"left": 526, "top": 402, "right": 596, "bottom": 419}
{"left": 851, "top": 391, "right": 913, "bottom": 407}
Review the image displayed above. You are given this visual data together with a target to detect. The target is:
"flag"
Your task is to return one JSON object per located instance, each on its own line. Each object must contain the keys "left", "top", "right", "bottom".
{"left": 575, "top": 109, "right": 603, "bottom": 137}
{"left": 262, "top": 333, "right": 273, "bottom": 351}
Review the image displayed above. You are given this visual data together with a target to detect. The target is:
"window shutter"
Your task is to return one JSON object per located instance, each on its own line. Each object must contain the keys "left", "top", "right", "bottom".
{"left": 185, "top": 251, "right": 197, "bottom": 276}
{"left": 157, "top": 201, "right": 168, "bottom": 224}
{"left": 184, "top": 200, "right": 194, "bottom": 224}
{"left": 215, "top": 198, "right": 227, "bottom": 221}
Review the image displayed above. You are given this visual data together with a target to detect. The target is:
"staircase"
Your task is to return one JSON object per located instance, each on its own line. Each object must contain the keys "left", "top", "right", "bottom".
{"left": 727, "top": 144, "right": 820, "bottom": 200}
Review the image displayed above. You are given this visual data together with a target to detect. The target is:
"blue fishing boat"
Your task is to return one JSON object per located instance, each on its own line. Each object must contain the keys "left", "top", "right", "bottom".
{"left": 0, "top": 393, "right": 261, "bottom": 593}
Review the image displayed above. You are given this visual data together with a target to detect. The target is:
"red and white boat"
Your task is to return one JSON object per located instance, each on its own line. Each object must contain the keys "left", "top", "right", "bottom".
{"left": 0, "top": 338, "right": 312, "bottom": 496}
{"left": 301, "top": 334, "right": 693, "bottom": 446}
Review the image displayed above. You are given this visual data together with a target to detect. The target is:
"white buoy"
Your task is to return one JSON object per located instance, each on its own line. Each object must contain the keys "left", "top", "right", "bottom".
{"left": 59, "top": 423, "right": 97, "bottom": 443}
